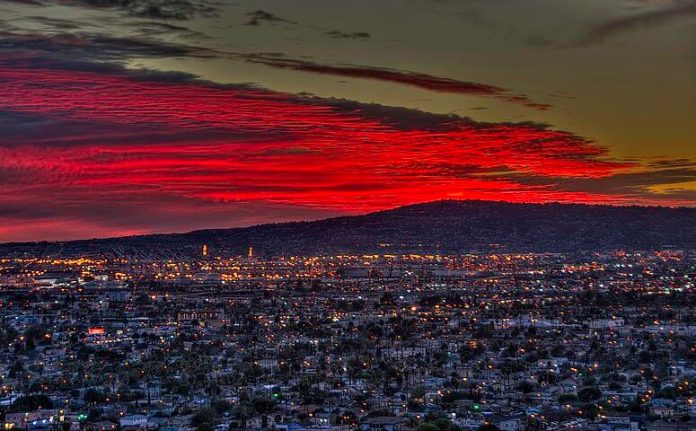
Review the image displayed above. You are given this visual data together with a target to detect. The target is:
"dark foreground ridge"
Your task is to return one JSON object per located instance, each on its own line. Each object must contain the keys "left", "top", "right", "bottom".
{"left": 2, "top": 200, "right": 695, "bottom": 257}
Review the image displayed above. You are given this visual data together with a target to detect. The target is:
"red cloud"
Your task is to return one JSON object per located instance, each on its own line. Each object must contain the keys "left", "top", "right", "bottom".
{"left": 0, "top": 52, "right": 688, "bottom": 241}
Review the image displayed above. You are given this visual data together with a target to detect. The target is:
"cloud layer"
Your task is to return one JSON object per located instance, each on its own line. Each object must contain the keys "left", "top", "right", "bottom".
{"left": 245, "top": 56, "right": 552, "bottom": 110}
{"left": 576, "top": 0, "right": 696, "bottom": 45}
{"left": 0, "top": 0, "right": 219, "bottom": 19}
{"left": 0, "top": 47, "right": 693, "bottom": 242}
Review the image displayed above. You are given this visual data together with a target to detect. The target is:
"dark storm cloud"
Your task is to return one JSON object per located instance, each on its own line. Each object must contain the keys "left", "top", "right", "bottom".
{"left": 648, "top": 158, "right": 696, "bottom": 169}
{"left": 576, "top": 0, "right": 696, "bottom": 45}
{"left": 312, "top": 99, "right": 462, "bottom": 131}
{"left": 325, "top": 30, "right": 371, "bottom": 40}
{"left": 0, "top": 109, "right": 282, "bottom": 149}
{"left": 62, "top": 0, "right": 218, "bottom": 19}
{"left": 124, "top": 21, "right": 209, "bottom": 39}
{"left": 0, "top": 0, "right": 219, "bottom": 19}
{"left": 0, "top": 0, "right": 42, "bottom": 4}
{"left": 305, "top": 98, "right": 553, "bottom": 132}
{"left": 498, "top": 166, "right": 696, "bottom": 202}
{"left": 0, "top": 31, "right": 217, "bottom": 60}
{"left": 244, "top": 55, "right": 551, "bottom": 110}
{"left": 244, "top": 10, "right": 295, "bottom": 26}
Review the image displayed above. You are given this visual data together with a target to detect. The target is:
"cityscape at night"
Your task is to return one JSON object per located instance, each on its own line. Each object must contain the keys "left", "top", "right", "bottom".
{"left": 1, "top": 1, "right": 695, "bottom": 431}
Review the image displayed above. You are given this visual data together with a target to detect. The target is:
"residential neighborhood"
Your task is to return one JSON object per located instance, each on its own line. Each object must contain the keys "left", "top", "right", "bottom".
{"left": 1, "top": 250, "right": 695, "bottom": 431}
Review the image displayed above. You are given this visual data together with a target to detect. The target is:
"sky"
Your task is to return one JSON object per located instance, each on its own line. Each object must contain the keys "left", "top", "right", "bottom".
{"left": 0, "top": 0, "right": 694, "bottom": 242}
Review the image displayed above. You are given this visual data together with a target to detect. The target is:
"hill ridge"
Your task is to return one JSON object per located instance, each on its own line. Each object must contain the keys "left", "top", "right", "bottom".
{"left": 1, "top": 200, "right": 695, "bottom": 257}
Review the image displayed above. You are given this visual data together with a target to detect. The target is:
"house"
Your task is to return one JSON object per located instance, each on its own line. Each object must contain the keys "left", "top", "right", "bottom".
{"left": 91, "top": 420, "right": 118, "bottom": 431}
{"left": 650, "top": 399, "right": 678, "bottom": 418}
{"left": 360, "top": 417, "right": 408, "bottom": 431}
{"left": 120, "top": 415, "right": 149, "bottom": 429}
{"left": 596, "top": 416, "right": 639, "bottom": 431}
{"left": 646, "top": 420, "right": 696, "bottom": 431}
{"left": 498, "top": 414, "right": 526, "bottom": 431}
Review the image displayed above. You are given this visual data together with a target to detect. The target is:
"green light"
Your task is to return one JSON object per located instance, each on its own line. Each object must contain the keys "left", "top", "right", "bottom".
{"left": 472, "top": 404, "right": 480, "bottom": 411}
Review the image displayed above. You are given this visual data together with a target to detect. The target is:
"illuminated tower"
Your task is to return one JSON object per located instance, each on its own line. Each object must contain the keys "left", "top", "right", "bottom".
{"left": 247, "top": 246, "right": 254, "bottom": 259}
{"left": 202, "top": 244, "right": 208, "bottom": 257}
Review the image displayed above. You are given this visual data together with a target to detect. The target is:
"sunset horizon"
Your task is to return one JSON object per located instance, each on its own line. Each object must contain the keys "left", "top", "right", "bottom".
{"left": 2, "top": 198, "right": 695, "bottom": 244}
{"left": 0, "top": 0, "right": 694, "bottom": 241}
{"left": 1, "top": 3, "right": 695, "bottom": 429}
